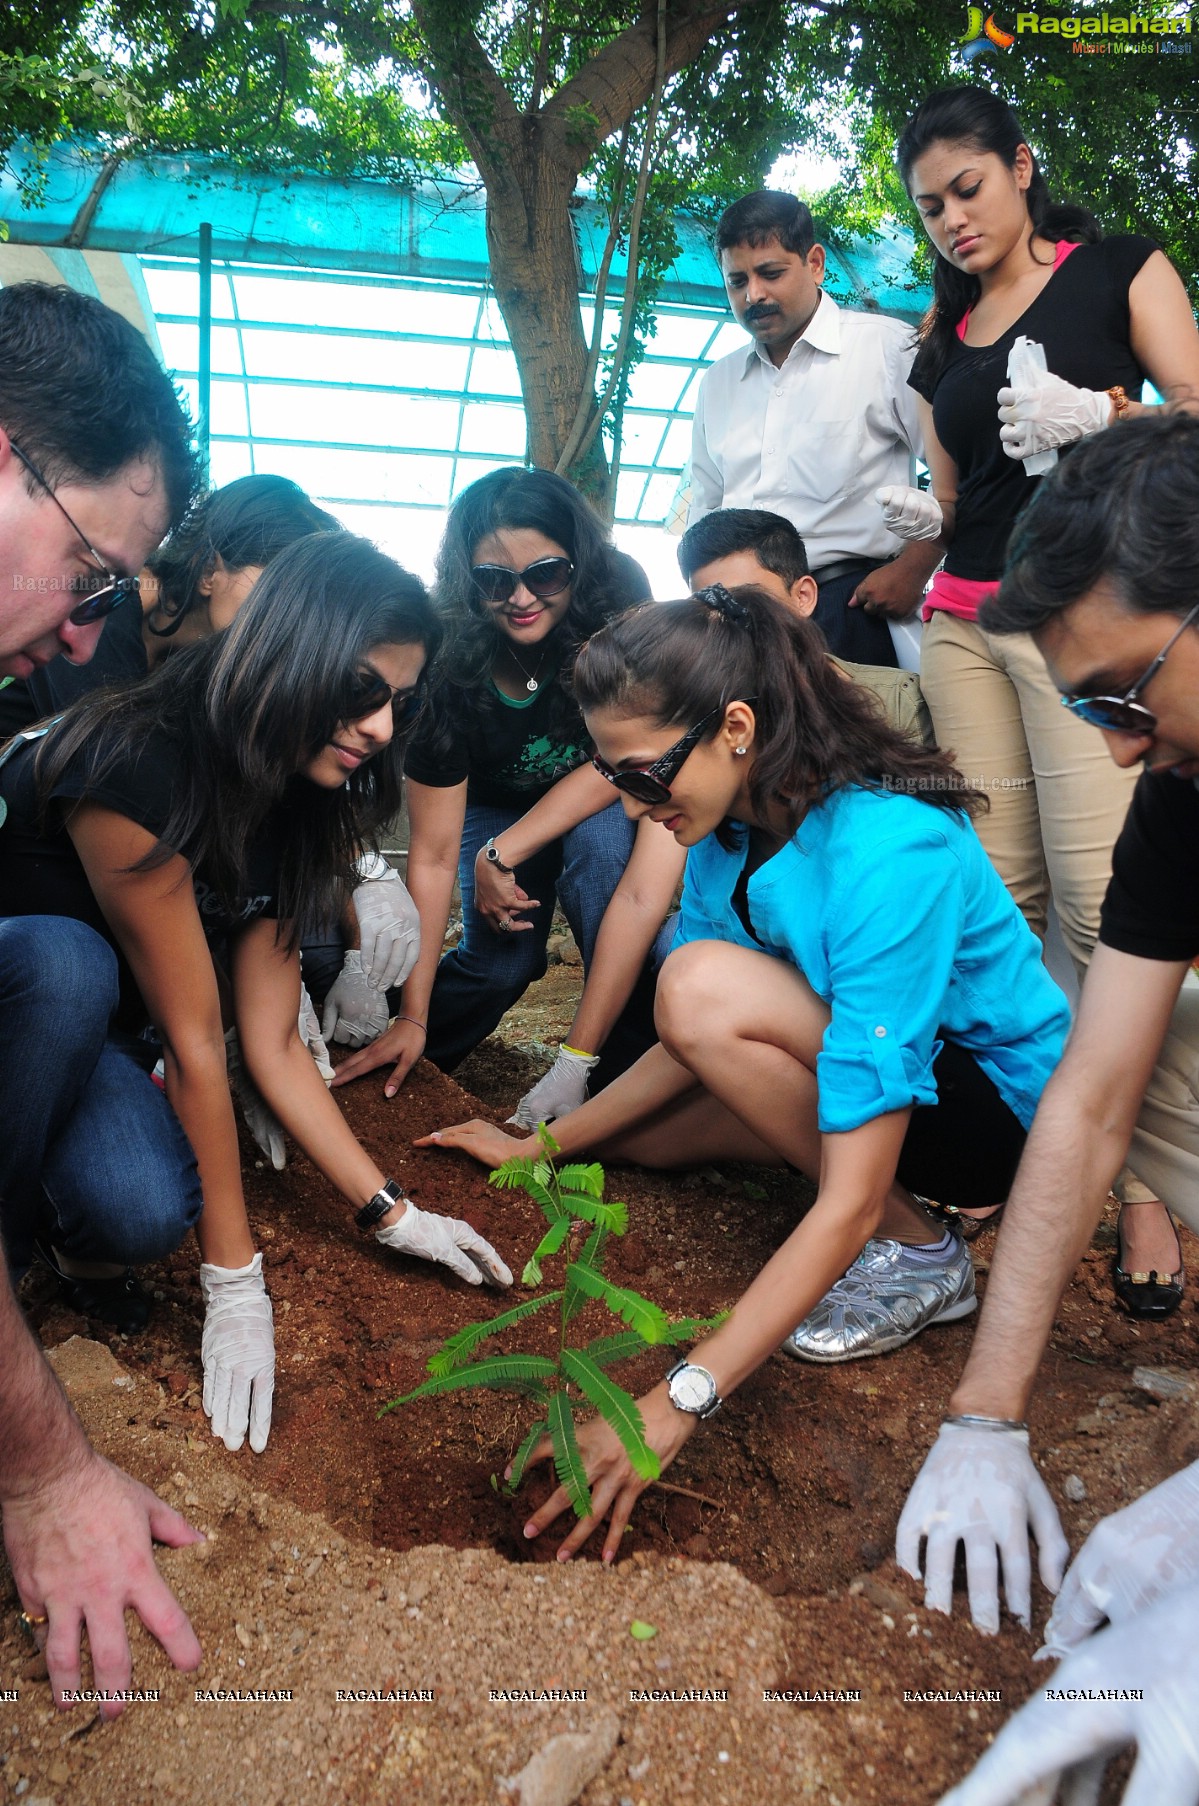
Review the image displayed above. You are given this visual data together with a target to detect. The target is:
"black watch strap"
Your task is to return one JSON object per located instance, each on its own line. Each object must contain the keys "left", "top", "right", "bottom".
{"left": 355, "top": 1178, "right": 405, "bottom": 1232}
{"left": 484, "top": 837, "right": 514, "bottom": 875}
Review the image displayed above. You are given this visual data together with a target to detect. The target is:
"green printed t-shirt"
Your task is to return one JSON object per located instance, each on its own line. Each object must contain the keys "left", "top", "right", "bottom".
{"left": 404, "top": 679, "right": 590, "bottom": 807}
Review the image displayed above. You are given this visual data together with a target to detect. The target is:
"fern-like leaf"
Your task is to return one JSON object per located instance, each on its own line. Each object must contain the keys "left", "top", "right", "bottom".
{"left": 582, "top": 1330, "right": 650, "bottom": 1367}
{"left": 537, "top": 1123, "right": 562, "bottom": 1157}
{"left": 380, "top": 1354, "right": 557, "bottom": 1413}
{"left": 425, "top": 1291, "right": 563, "bottom": 1377}
{"left": 563, "top": 1223, "right": 608, "bottom": 1325}
{"left": 558, "top": 1192, "right": 628, "bottom": 1234}
{"left": 505, "top": 1417, "right": 548, "bottom": 1494}
{"left": 548, "top": 1390, "right": 592, "bottom": 1519}
{"left": 555, "top": 1163, "right": 605, "bottom": 1198}
{"left": 565, "top": 1263, "right": 671, "bottom": 1344}
{"left": 528, "top": 1215, "right": 572, "bottom": 1266}
{"left": 560, "top": 1349, "right": 660, "bottom": 1481}
{"left": 488, "top": 1155, "right": 540, "bottom": 1189}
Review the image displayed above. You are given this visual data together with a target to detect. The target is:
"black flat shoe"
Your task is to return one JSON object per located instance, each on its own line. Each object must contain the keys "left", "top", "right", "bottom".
{"left": 1113, "top": 1208, "right": 1184, "bottom": 1322}
{"left": 35, "top": 1245, "right": 152, "bottom": 1334}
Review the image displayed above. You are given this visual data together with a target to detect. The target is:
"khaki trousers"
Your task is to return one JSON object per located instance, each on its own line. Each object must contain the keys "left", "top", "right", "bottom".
{"left": 922, "top": 612, "right": 1199, "bottom": 1218}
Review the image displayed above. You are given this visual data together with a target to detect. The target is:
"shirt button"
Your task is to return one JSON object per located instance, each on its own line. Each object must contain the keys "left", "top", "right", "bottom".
{"left": 774, "top": 387, "right": 784, "bottom": 398}
{"left": 874, "top": 1026, "right": 887, "bottom": 1038}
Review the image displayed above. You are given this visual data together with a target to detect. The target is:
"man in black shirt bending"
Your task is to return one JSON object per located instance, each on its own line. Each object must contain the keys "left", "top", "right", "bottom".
{"left": 895, "top": 415, "right": 1199, "bottom": 1804}
{"left": 0, "top": 282, "right": 202, "bottom": 1720}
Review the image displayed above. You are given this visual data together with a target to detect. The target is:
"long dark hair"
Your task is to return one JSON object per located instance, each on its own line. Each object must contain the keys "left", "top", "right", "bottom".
{"left": 37, "top": 532, "right": 438, "bottom": 941}
{"left": 429, "top": 465, "right": 649, "bottom": 750}
{"left": 146, "top": 474, "right": 342, "bottom": 639}
{"left": 573, "top": 587, "right": 983, "bottom": 849}
{"left": 897, "top": 86, "right": 1101, "bottom": 391}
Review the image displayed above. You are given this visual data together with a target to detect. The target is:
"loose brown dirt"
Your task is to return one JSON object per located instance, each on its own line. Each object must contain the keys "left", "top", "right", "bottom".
{"left": 4, "top": 944, "right": 1198, "bottom": 1805}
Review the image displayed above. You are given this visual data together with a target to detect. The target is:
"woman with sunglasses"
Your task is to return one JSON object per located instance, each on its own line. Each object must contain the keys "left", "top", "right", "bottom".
{"left": 879, "top": 84, "right": 1199, "bottom": 1313}
{"left": 334, "top": 465, "right": 654, "bottom": 1105}
{"left": 0, "top": 532, "right": 511, "bottom": 1454}
{"left": 416, "top": 583, "right": 1069, "bottom": 1561}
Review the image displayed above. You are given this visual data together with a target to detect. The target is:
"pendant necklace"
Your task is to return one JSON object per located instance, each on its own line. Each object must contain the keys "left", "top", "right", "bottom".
{"left": 506, "top": 645, "right": 547, "bottom": 693}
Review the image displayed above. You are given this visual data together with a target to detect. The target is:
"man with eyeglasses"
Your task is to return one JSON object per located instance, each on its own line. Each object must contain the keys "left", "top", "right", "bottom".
{"left": 0, "top": 280, "right": 202, "bottom": 1720}
{"left": 896, "top": 415, "right": 1199, "bottom": 1806}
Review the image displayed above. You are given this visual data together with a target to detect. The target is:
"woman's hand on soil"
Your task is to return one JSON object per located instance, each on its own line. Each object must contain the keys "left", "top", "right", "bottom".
{"left": 473, "top": 848, "right": 539, "bottom": 932}
{"left": 518, "top": 1384, "right": 697, "bottom": 1564}
{"left": 375, "top": 1201, "right": 512, "bottom": 1288}
{"left": 199, "top": 1252, "right": 275, "bottom": 1454}
{"left": 415, "top": 1119, "right": 536, "bottom": 1168}
{"left": 330, "top": 1016, "right": 426, "bottom": 1098}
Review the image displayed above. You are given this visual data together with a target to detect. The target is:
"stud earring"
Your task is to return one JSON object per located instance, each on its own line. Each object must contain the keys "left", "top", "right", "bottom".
{"left": 734, "top": 745, "right": 747, "bottom": 757}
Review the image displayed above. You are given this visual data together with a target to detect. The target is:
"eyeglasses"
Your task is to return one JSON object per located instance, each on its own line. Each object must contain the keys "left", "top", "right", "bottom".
{"left": 592, "top": 702, "right": 743, "bottom": 805}
{"left": 342, "top": 667, "right": 426, "bottom": 730}
{"left": 1062, "top": 600, "right": 1199, "bottom": 735}
{"left": 470, "top": 557, "right": 574, "bottom": 605}
{"left": 10, "top": 441, "right": 141, "bottom": 626}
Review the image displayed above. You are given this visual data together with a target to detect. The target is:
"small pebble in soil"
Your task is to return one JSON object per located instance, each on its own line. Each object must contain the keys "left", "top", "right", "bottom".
{"left": 1063, "top": 1474, "right": 1087, "bottom": 1502}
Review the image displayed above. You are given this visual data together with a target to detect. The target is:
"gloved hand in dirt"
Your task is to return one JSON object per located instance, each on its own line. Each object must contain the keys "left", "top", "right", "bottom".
{"left": 996, "top": 373, "right": 1113, "bottom": 461}
{"left": 375, "top": 1200, "right": 513, "bottom": 1289}
{"left": 875, "top": 484, "right": 944, "bottom": 542}
{"left": 320, "top": 949, "right": 391, "bottom": 1049}
{"left": 896, "top": 1420, "right": 1070, "bottom": 1633}
{"left": 937, "top": 1581, "right": 1199, "bottom": 1806}
{"left": 1039, "top": 1457, "right": 1199, "bottom": 1657}
{"left": 508, "top": 1043, "right": 600, "bottom": 1129}
{"left": 352, "top": 866, "right": 421, "bottom": 992}
{"left": 200, "top": 1251, "right": 275, "bottom": 1454}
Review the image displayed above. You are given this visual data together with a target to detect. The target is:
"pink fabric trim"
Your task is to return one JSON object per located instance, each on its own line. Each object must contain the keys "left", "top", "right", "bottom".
{"left": 954, "top": 238, "right": 1080, "bottom": 342}
{"left": 922, "top": 570, "right": 999, "bottom": 624}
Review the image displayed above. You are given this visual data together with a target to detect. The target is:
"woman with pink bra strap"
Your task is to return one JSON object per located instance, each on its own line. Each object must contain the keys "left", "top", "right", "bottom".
{"left": 878, "top": 84, "right": 1199, "bottom": 1314}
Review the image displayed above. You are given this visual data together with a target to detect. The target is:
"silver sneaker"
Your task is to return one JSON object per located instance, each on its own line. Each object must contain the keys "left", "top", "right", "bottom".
{"left": 783, "top": 1234, "right": 976, "bottom": 1363}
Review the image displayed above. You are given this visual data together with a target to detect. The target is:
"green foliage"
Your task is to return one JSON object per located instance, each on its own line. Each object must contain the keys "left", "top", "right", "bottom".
{"left": 388, "top": 1142, "right": 708, "bottom": 1520}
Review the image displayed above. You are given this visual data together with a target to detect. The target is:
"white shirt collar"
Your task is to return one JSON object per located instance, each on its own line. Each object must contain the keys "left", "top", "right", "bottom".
{"left": 740, "top": 289, "right": 842, "bottom": 380}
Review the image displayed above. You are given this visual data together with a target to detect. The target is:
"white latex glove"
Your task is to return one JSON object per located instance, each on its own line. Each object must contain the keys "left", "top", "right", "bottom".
{"left": 200, "top": 1252, "right": 275, "bottom": 1454}
{"left": 320, "top": 950, "right": 391, "bottom": 1049}
{"left": 225, "top": 1027, "right": 286, "bottom": 1172}
{"left": 508, "top": 1044, "right": 600, "bottom": 1128}
{"left": 937, "top": 1581, "right": 1199, "bottom": 1806}
{"left": 896, "top": 1421, "right": 1070, "bottom": 1633}
{"left": 996, "top": 373, "right": 1112, "bottom": 461}
{"left": 875, "top": 484, "right": 944, "bottom": 542}
{"left": 375, "top": 1201, "right": 513, "bottom": 1289}
{"left": 297, "top": 981, "right": 335, "bottom": 1082}
{"left": 1039, "top": 1458, "right": 1199, "bottom": 1658}
{"left": 352, "top": 869, "right": 421, "bottom": 992}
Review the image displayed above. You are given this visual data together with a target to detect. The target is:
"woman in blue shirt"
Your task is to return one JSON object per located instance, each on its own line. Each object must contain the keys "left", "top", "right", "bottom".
{"left": 420, "top": 583, "right": 1068, "bottom": 1562}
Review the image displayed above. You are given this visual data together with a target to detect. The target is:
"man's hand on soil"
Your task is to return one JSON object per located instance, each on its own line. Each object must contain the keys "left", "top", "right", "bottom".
{"left": 896, "top": 1421, "right": 1069, "bottom": 1633}
{"left": 2, "top": 1453, "right": 203, "bottom": 1719}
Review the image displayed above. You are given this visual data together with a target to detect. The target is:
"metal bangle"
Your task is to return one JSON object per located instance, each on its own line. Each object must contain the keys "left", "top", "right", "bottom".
{"left": 944, "top": 1412, "right": 1028, "bottom": 1434}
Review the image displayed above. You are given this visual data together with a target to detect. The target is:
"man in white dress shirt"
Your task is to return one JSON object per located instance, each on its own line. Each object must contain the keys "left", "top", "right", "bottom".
{"left": 688, "top": 191, "right": 941, "bottom": 665}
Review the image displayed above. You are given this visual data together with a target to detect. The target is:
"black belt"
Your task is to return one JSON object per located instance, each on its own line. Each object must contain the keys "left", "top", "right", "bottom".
{"left": 811, "top": 556, "right": 887, "bottom": 587}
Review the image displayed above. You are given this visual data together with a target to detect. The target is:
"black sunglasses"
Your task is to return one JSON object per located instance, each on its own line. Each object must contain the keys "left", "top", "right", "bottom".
{"left": 343, "top": 668, "right": 426, "bottom": 730}
{"left": 470, "top": 557, "right": 574, "bottom": 605}
{"left": 592, "top": 701, "right": 751, "bottom": 805}
{"left": 1062, "top": 600, "right": 1199, "bottom": 735}
{"left": 11, "top": 441, "right": 141, "bottom": 626}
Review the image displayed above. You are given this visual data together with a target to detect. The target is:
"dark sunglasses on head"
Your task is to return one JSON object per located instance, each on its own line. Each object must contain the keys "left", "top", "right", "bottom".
{"left": 1062, "top": 599, "right": 1199, "bottom": 735}
{"left": 592, "top": 701, "right": 745, "bottom": 805}
{"left": 470, "top": 557, "right": 574, "bottom": 605}
{"left": 10, "top": 440, "right": 141, "bottom": 626}
{"left": 342, "top": 668, "right": 426, "bottom": 729}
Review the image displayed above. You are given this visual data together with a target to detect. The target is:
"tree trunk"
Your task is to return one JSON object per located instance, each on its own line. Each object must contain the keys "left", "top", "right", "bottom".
{"left": 483, "top": 127, "right": 610, "bottom": 506}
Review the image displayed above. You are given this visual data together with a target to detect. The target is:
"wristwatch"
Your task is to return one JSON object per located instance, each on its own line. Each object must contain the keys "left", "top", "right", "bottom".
{"left": 355, "top": 1178, "right": 405, "bottom": 1232}
{"left": 666, "top": 1359, "right": 722, "bottom": 1420}
{"left": 355, "top": 851, "right": 395, "bottom": 882}
{"left": 483, "top": 837, "right": 514, "bottom": 875}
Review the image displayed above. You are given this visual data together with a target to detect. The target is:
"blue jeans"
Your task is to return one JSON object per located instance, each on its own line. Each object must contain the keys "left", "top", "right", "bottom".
{"left": 0, "top": 917, "right": 202, "bottom": 1274}
{"left": 425, "top": 796, "right": 652, "bottom": 1082}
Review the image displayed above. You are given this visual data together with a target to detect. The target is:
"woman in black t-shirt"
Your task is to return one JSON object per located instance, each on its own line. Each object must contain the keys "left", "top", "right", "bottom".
{"left": 884, "top": 84, "right": 1199, "bottom": 1306}
{"left": 336, "top": 467, "right": 654, "bottom": 1102}
{"left": 0, "top": 532, "right": 510, "bottom": 1457}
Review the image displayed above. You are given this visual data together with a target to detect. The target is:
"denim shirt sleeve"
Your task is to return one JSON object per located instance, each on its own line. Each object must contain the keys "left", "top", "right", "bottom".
{"left": 815, "top": 823, "right": 966, "bottom": 1133}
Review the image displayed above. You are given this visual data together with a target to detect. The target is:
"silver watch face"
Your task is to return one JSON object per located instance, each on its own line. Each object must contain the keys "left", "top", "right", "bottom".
{"left": 669, "top": 1364, "right": 717, "bottom": 1414}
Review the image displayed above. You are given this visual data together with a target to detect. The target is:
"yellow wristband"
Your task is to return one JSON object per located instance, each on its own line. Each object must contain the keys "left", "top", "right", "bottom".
{"left": 562, "top": 1043, "right": 597, "bottom": 1060}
